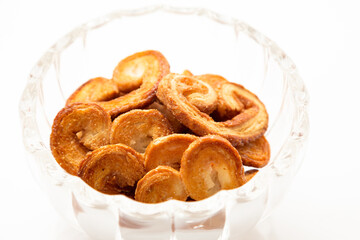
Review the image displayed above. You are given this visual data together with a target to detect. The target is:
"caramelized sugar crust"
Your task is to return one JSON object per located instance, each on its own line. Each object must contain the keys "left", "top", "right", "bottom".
{"left": 110, "top": 109, "right": 173, "bottom": 153}
{"left": 157, "top": 73, "right": 268, "bottom": 146}
{"left": 196, "top": 74, "right": 238, "bottom": 120}
{"left": 144, "top": 134, "right": 198, "bottom": 171}
{"left": 178, "top": 74, "right": 218, "bottom": 114}
{"left": 78, "top": 144, "right": 145, "bottom": 194}
{"left": 146, "top": 100, "right": 185, "bottom": 133}
{"left": 195, "top": 74, "right": 228, "bottom": 90}
{"left": 50, "top": 50, "right": 270, "bottom": 201}
{"left": 180, "top": 135, "right": 246, "bottom": 200}
{"left": 236, "top": 136, "right": 270, "bottom": 168}
{"left": 50, "top": 103, "right": 111, "bottom": 175}
{"left": 66, "top": 77, "right": 120, "bottom": 105}
{"left": 135, "top": 166, "right": 188, "bottom": 203}
{"left": 99, "top": 50, "right": 170, "bottom": 117}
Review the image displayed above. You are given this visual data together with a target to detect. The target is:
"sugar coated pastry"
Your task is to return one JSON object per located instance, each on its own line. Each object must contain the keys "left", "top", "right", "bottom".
{"left": 195, "top": 74, "right": 228, "bottom": 90}
{"left": 110, "top": 109, "right": 173, "bottom": 153}
{"left": 144, "top": 134, "right": 198, "bottom": 171}
{"left": 98, "top": 50, "right": 170, "bottom": 117}
{"left": 50, "top": 103, "right": 111, "bottom": 175}
{"left": 50, "top": 50, "right": 270, "bottom": 202}
{"left": 180, "top": 135, "right": 246, "bottom": 200}
{"left": 66, "top": 77, "right": 121, "bottom": 105}
{"left": 174, "top": 73, "right": 218, "bottom": 114}
{"left": 78, "top": 144, "right": 145, "bottom": 195}
{"left": 196, "top": 74, "right": 242, "bottom": 120}
{"left": 112, "top": 50, "right": 168, "bottom": 92}
{"left": 135, "top": 166, "right": 188, "bottom": 203}
{"left": 157, "top": 73, "right": 268, "bottom": 146}
{"left": 236, "top": 136, "right": 270, "bottom": 168}
{"left": 146, "top": 100, "right": 185, "bottom": 133}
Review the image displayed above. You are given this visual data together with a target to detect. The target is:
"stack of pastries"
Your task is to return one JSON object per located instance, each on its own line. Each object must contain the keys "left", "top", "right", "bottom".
{"left": 50, "top": 50, "right": 270, "bottom": 203}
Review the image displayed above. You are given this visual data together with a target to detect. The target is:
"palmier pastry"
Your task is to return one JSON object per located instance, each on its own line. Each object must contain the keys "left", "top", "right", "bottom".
{"left": 180, "top": 135, "right": 246, "bottom": 200}
{"left": 78, "top": 144, "right": 145, "bottom": 195}
{"left": 135, "top": 166, "right": 188, "bottom": 203}
{"left": 146, "top": 100, "right": 185, "bottom": 133}
{"left": 66, "top": 77, "right": 121, "bottom": 106}
{"left": 110, "top": 109, "right": 173, "bottom": 153}
{"left": 244, "top": 169, "right": 259, "bottom": 183}
{"left": 144, "top": 134, "right": 198, "bottom": 171}
{"left": 50, "top": 103, "right": 111, "bottom": 175}
{"left": 157, "top": 73, "right": 268, "bottom": 146}
{"left": 98, "top": 50, "right": 170, "bottom": 117}
{"left": 236, "top": 136, "right": 270, "bottom": 168}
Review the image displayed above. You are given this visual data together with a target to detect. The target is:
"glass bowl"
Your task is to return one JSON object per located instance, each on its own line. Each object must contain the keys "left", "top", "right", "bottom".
{"left": 19, "top": 5, "right": 309, "bottom": 240}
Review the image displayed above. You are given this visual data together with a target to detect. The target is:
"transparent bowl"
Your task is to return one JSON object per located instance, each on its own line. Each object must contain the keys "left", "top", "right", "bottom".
{"left": 19, "top": 5, "right": 309, "bottom": 240}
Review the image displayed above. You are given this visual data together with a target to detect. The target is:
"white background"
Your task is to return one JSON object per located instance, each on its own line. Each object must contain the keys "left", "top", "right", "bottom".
{"left": 1, "top": 0, "right": 360, "bottom": 239}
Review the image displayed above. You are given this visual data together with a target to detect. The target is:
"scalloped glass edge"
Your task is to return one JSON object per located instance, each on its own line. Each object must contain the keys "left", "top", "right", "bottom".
{"left": 19, "top": 4, "right": 309, "bottom": 221}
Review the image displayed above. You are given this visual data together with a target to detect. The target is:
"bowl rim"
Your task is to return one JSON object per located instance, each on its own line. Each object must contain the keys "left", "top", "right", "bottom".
{"left": 19, "top": 4, "right": 309, "bottom": 211}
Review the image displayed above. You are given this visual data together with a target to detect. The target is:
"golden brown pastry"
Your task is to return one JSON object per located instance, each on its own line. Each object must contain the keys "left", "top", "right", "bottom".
{"left": 78, "top": 144, "right": 145, "bottom": 195}
{"left": 195, "top": 74, "right": 228, "bottom": 90}
{"left": 180, "top": 135, "right": 246, "bottom": 200}
{"left": 219, "top": 82, "right": 268, "bottom": 131}
{"left": 144, "top": 134, "right": 198, "bottom": 171}
{"left": 157, "top": 73, "right": 268, "bottom": 146}
{"left": 110, "top": 109, "right": 173, "bottom": 153}
{"left": 182, "top": 69, "right": 193, "bottom": 76}
{"left": 66, "top": 77, "right": 120, "bottom": 106}
{"left": 135, "top": 166, "right": 188, "bottom": 203}
{"left": 176, "top": 74, "right": 218, "bottom": 114}
{"left": 244, "top": 169, "right": 259, "bottom": 183}
{"left": 50, "top": 103, "right": 111, "bottom": 175}
{"left": 49, "top": 49, "right": 271, "bottom": 202}
{"left": 196, "top": 74, "right": 242, "bottom": 120}
{"left": 146, "top": 100, "right": 185, "bottom": 133}
{"left": 98, "top": 50, "right": 170, "bottom": 117}
{"left": 236, "top": 136, "right": 270, "bottom": 168}
{"left": 112, "top": 50, "right": 166, "bottom": 92}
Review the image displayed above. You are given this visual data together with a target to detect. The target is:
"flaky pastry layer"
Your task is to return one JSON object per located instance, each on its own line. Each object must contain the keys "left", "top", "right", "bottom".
{"left": 236, "top": 136, "right": 270, "bottom": 168}
{"left": 78, "top": 144, "right": 145, "bottom": 195}
{"left": 180, "top": 135, "right": 246, "bottom": 200}
{"left": 110, "top": 109, "right": 173, "bottom": 153}
{"left": 50, "top": 103, "right": 111, "bottom": 175}
{"left": 144, "top": 134, "right": 198, "bottom": 171}
{"left": 178, "top": 74, "right": 218, "bottom": 114}
{"left": 50, "top": 50, "right": 270, "bottom": 202}
{"left": 195, "top": 74, "right": 228, "bottom": 90}
{"left": 146, "top": 100, "right": 185, "bottom": 133}
{"left": 66, "top": 77, "right": 120, "bottom": 105}
{"left": 135, "top": 166, "right": 188, "bottom": 203}
{"left": 157, "top": 73, "right": 268, "bottom": 146}
{"left": 98, "top": 50, "right": 170, "bottom": 117}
